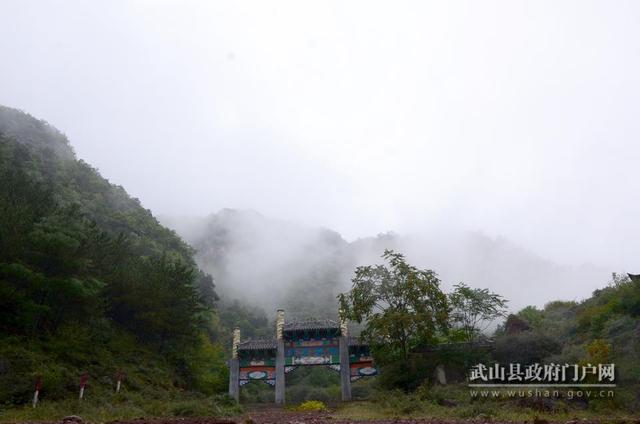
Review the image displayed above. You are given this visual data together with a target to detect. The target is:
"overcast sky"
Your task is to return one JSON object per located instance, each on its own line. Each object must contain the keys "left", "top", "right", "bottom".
{"left": 1, "top": 0, "right": 639, "bottom": 271}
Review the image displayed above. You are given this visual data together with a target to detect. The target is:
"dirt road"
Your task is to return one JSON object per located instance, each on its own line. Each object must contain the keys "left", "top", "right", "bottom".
{"left": 105, "top": 409, "right": 558, "bottom": 424}
{"left": 236, "top": 408, "right": 453, "bottom": 423}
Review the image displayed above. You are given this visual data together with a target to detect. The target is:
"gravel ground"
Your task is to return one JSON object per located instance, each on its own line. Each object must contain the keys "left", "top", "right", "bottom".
{"left": 15, "top": 409, "right": 614, "bottom": 424}
{"left": 104, "top": 410, "right": 607, "bottom": 424}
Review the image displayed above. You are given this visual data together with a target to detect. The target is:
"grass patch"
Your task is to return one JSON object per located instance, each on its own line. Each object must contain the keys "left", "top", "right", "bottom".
{"left": 0, "top": 392, "right": 242, "bottom": 423}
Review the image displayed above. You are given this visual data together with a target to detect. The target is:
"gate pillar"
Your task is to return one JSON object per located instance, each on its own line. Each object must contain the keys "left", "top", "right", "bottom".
{"left": 339, "top": 315, "right": 351, "bottom": 401}
{"left": 228, "top": 328, "right": 240, "bottom": 401}
{"left": 275, "top": 309, "right": 286, "bottom": 404}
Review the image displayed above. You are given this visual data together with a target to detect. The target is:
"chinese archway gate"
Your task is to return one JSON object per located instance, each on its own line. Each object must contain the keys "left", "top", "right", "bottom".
{"left": 228, "top": 309, "right": 378, "bottom": 404}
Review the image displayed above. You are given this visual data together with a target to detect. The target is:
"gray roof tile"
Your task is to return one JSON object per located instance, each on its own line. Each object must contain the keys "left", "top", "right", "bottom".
{"left": 237, "top": 339, "right": 277, "bottom": 351}
{"left": 284, "top": 319, "right": 340, "bottom": 331}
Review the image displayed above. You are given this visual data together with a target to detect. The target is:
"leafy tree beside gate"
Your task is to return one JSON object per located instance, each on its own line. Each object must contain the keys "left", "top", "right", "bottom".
{"left": 448, "top": 283, "right": 508, "bottom": 342}
{"left": 338, "top": 250, "right": 450, "bottom": 365}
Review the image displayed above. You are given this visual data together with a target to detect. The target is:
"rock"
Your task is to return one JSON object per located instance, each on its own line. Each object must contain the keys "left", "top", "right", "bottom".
{"left": 61, "top": 416, "right": 84, "bottom": 424}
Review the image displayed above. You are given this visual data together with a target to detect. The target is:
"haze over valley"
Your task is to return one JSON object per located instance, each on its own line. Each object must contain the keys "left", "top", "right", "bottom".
{"left": 160, "top": 210, "right": 609, "bottom": 315}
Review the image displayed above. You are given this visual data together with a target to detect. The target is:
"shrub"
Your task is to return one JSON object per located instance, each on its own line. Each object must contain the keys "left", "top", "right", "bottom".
{"left": 291, "top": 400, "right": 327, "bottom": 412}
{"left": 493, "top": 331, "right": 562, "bottom": 364}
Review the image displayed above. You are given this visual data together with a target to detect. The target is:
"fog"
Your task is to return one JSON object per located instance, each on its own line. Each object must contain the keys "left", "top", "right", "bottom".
{"left": 161, "top": 209, "right": 607, "bottom": 315}
{"left": 2, "top": 1, "right": 639, "bottom": 311}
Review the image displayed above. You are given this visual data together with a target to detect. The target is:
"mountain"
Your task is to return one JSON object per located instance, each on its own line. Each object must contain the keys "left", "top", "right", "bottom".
{"left": 361, "top": 230, "right": 610, "bottom": 312}
{"left": 162, "top": 210, "right": 610, "bottom": 317}
{"left": 0, "top": 106, "right": 227, "bottom": 405}
{"left": 0, "top": 106, "right": 195, "bottom": 261}
{"left": 161, "top": 209, "right": 353, "bottom": 319}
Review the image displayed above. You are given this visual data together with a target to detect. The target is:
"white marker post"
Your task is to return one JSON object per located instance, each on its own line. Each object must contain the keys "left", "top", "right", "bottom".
{"left": 115, "top": 370, "right": 125, "bottom": 393}
{"left": 33, "top": 376, "right": 42, "bottom": 408}
{"left": 79, "top": 373, "right": 88, "bottom": 400}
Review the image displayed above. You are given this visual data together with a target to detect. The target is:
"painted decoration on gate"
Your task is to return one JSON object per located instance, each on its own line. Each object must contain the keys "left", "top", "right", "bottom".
{"left": 357, "top": 366, "right": 377, "bottom": 376}
{"left": 284, "top": 337, "right": 340, "bottom": 365}
{"left": 350, "top": 361, "right": 378, "bottom": 380}
{"left": 327, "top": 364, "right": 341, "bottom": 373}
{"left": 349, "top": 353, "right": 374, "bottom": 363}
{"left": 239, "top": 366, "right": 275, "bottom": 380}
{"left": 239, "top": 357, "right": 275, "bottom": 367}
{"left": 248, "top": 370, "right": 267, "bottom": 379}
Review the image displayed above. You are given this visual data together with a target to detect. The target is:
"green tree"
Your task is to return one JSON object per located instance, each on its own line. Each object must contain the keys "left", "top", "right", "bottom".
{"left": 0, "top": 141, "right": 55, "bottom": 261}
{"left": 517, "top": 305, "right": 544, "bottom": 329}
{"left": 448, "top": 282, "right": 508, "bottom": 342}
{"left": 338, "top": 250, "right": 449, "bottom": 363}
{"left": 107, "top": 255, "right": 203, "bottom": 349}
{"left": 587, "top": 338, "right": 611, "bottom": 364}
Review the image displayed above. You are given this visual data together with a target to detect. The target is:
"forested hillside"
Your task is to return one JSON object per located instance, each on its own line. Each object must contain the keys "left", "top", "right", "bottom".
{"left": 0, "top": 106, "right": 230, "bottom": 409}
{"left": 505, "top": 273, "right": 640, "bottom": 391}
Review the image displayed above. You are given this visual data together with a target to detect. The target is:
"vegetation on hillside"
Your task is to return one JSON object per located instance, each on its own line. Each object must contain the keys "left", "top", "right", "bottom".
{"left": 0, "top": 107, "right": 233, "bottom": 417}
{"left": 338, "top": 252, "right": 639, "bottom": 415}
{"left": 506, "top": 272, "right": 640, "bottom": 390}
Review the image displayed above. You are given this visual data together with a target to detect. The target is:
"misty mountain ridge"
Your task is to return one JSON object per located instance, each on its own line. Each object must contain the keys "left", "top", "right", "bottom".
{"left": 161, "top": 209, "right": 352, "bottom": 319}
{"left": 0, "top": 106, "right": 196, "bottom": 260}
{"left": 161, "top": 209, "right": 610, "bottom": 316}
{"left": 0, "top": 106, "right": 74, "bottom": 160}
{"left": 0, "top": 103, "right": 612, "bottom": 318}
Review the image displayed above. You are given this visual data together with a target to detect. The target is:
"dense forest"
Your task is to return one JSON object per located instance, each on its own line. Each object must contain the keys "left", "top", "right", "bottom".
{"left": 0, "top": 106, "right": 235, "bottom": 410}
